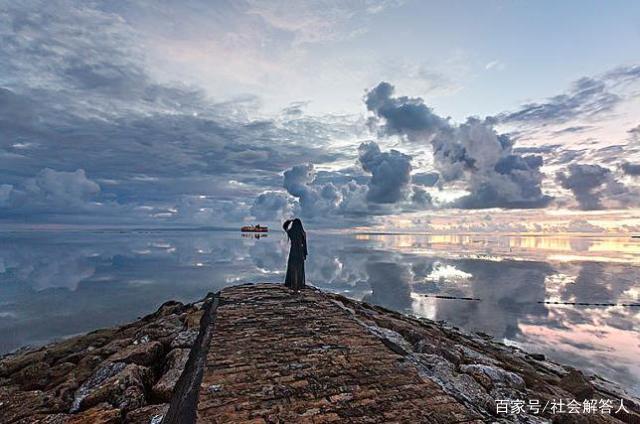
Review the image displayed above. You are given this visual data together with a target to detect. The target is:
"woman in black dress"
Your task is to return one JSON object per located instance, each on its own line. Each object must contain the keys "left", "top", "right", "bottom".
{"left": 282, "top": 218, "right": 307, "bottom": 290}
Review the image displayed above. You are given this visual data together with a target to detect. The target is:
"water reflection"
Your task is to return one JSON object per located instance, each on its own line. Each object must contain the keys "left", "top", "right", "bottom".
{"left": 0, "top": 231, "right": 639, "bottom": 395}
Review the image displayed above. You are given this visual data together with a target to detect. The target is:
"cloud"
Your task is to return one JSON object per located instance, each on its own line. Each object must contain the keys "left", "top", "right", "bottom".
{"left": 629, "top": 124, "right": 640, "bottom": 142}
{"left": 1, "top": 169, "right": 101, "bottom": 215}
{"left": 621, "top": 162, "right": 640, "bottom": 176}
{"left": 280, "top": 163, "right": 370, "bottom": 221}
{"left": 566, "top": 219, "right": 605, "bottom": 233}
{"left": 502, "top": 77, "right": 619, "bottom": 124}
{"left": 556, "top": 164, "right": 635, "bottom": 210}
{"left": 485, "top": 60, "right": 505, "bottom": 71}
{"left": 358, "top": 141, "right": 412, "bottom": 203}
{"left": 411, "top": 172, "right": 439, "bottom": 187}
{"left": 364, "top": 81, "right": 449, "bottom": 141}
{"left": 365, "top": 82, "right": 552, "bottom": 209}
{"left": 550, "top": 126, "right": 594, "bottom": 137}
{"left": 245, "top": 0, "right": 404, "bottom": 44}
{"left": 501, "top": 65, "right": 640, "bottom": 125}
{"left": 2, "top": 1, "right": 637, "bottom": 225}
{"left": 274, "top": 141, "right": 431, "bottom": 223}
{"left": 556, "top": 164, "right": 610, "bottom": 210}
{"left": 0, "top": 1, "right": 362, "bottom": 225}
{"left": 250, "top": 191, "right": 298, "bottom": 221}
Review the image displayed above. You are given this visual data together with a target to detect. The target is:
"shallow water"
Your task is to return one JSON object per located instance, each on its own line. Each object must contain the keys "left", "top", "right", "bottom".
{"left": 1, "top": 230, "right": 639, "bottom": 395}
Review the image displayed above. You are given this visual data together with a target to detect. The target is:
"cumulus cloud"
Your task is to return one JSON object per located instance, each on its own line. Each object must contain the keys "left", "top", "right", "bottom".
{"left": 566, "top": 219, "right": 605, "bottom": 233}
{"left": 250, "top": 191, "right": 297, "bottom": 221}
{"left": 1, "top": 169, "right": 101, "bottom": 215}
{"left": 365, "top": 82, "right": 551, "bottom": 209}
{"left": 272, "top": 141, "right": 431, "bottom": 223}
{"left": 280, "top": 163, "right": 368, "bottom": 221}
{"left": 555, "top": 164, "right": 635, "bottom": 210}
{"left": 358, "top": 141, "right": 412, "bottom": 203}
{"left": 364, "top": 81, "right": 448, "bottom": 141}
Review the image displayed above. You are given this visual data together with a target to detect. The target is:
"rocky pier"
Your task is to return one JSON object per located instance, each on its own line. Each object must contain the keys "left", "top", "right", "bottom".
{"left": 1, "top": 283, "right": 639, "bottom": 423}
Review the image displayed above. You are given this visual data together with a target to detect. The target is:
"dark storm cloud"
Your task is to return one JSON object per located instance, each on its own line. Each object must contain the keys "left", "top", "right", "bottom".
{"left": 365, "top": 82, "right": 552, "bottom": 209}
{"left": 501, "top": 65, "right": 640, "bottom": 125}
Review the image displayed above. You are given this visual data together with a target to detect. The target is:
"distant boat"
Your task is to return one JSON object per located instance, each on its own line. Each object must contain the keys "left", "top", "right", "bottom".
{"left": 632, "top": 235, "right": 640, "bottom": 239}
{"left": 241, "top": 224, "right": 268, "bottom": 233}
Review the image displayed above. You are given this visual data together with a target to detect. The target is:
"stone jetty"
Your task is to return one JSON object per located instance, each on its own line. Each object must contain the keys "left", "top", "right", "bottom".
{"left": 1, "top": 283, "right": 639, "bottom": 423}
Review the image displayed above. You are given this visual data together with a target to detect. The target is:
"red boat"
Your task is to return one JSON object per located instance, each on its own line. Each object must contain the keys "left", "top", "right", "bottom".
{"left": 241, "top": 224, "right": 268, "bottom": 233}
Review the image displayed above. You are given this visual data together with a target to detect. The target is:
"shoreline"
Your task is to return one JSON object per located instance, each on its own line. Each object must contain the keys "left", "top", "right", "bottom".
{"left": 1, "top": 283, "right": 639, "bottom": 423}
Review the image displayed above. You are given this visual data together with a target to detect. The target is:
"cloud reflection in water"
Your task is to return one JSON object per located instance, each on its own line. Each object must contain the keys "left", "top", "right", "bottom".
{"left": 0, "top": 230, "right": 638, "bottom": 394}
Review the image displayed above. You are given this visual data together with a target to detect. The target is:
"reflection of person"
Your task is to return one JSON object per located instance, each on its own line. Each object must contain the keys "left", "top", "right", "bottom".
{"left": 282, "top": 218, "right": 307, "bottom": 290}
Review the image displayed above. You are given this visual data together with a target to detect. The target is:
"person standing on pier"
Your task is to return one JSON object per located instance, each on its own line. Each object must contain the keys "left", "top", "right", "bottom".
{"left": 282, "top": 218, "right": 307, "bottom": 290}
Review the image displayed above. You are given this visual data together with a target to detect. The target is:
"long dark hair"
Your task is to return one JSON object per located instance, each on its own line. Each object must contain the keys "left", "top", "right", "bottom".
{"left": 284, "top": 218, "right": 305, "bottom": 242}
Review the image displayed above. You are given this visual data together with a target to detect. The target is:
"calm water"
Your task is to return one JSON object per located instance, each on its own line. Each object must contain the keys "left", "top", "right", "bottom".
{"left": 1, "top": 230, "right": 639, "bottom": 395}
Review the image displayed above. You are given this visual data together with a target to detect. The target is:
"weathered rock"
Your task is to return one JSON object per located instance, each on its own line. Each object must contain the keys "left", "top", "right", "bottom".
{"left": 134, "top": 316, "right": 183, "bottom": 346}
{"left": 529, "top": 353, "right": 546, "bottom": 361}
{"left": 0, "top": 387, "right": 56, "bottom": 423}
{"left": 456, "top": 344, "right": 500, "bottom": 366}
{"left": 71, "top": 355, "right": 104, "bottom": 385}
{"left": 460, "top": 364, "right": 526, "bottom": 391}
{"left": 47, "top": 362, "right": 77, "bottom": 390}
{"left": 413, "top": 353, "right": 495, "bottom": 414}
{"left": 97, "top": 338, "right": 134, "bottom": 357}
{"left": 152, "top": 348, "right": 190, "bottom": 402}
{"left": 13, "top": 361, "right": 51, "bottom": 390}
{"left": 184, "top": 309, "right": 204, "bottom": 329}
{"left": 47, "top": 328, "right": 118, "bottom": 365}
{"left": 170, "top": 330, "right": 198, "bottom": 348}
{"left": 155, "top": 300, "right": 185, "bottom": 317}
{"left": 0, "top": 349, "right": 46, "bottom": 378}
{"left": 125, "top": 403, "right": 169, "bottom": 424}
{"left": 559, "top": 369, "right": 596, "bottom": 401}
{"left": 71, "top": 361, "right": 127, "bottom": 412}
{"left": 107, "top": 340, "right": 163, "bottom": 367}
{"left": 20, "top": 403, "right": 122, "bottom": 424}
{"left": 3, "top": 284, "right": 640, "bottom": 423}
{"left": 74, "top": 363, "right": 152, "bottom": 412}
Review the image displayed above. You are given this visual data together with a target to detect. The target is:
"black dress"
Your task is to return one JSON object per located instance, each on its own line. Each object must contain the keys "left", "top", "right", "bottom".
{"left": 284, "top": 225, "right": 307, "bottom": 290}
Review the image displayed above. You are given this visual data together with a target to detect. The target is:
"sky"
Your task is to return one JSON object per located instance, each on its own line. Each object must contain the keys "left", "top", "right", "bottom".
{"left": 1, "top": 0, "right": 640, "bottom": 232}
